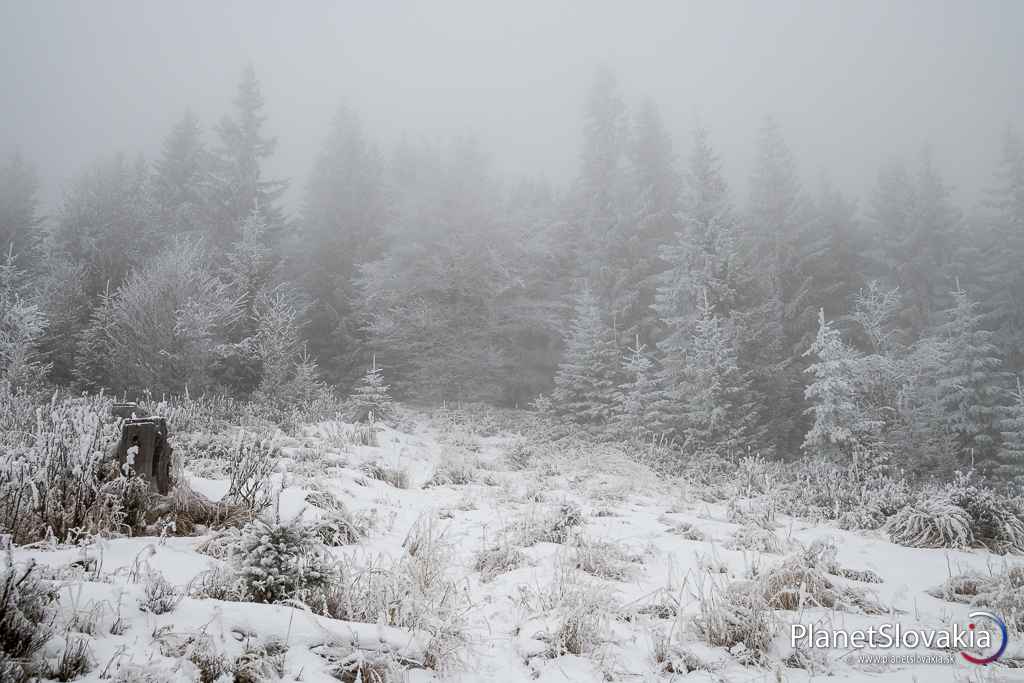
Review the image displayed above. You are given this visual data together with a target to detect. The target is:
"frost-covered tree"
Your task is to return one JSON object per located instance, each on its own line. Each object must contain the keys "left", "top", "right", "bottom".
{"left": 933, "top": 286, "right": 1005, "bottom": 468}
{"left": 980, "top": 127, "right": 1024, "bottom": 372}
{"left": 802, "top": 309, "right": 877, "bottom": 458}
{"left": 571, "top": 67, "right": 630, "bottom": 315}
{"left": 153, "top": 110, "right": 213, "bottom": 239}
{"left": 870, "top": 151, "right": 962, "bottom": 339}
{"left": 609, "top": 336, "right": 660, "bottom": 441}
{"left": 349, "top": 355, "right": 392, "bottom": 423}
{"left": 998, "top": 377, "right": 1024, "bottom": 470}
{"left": 675, "top": 294, "right": 755, "bottom": 454}
{"left": 45, "top": 154, "right": 155, "bottom": 383}
{"left": 296, "top": 105, "right": 388, "bottom": 384}
{"left": 253, "top": 285, "right": 323, "bottom": 407}
{"left": 0, "top": 249, "right": 49, "bottom": 389}
{"left": 552, "top": 287, "right": 621, "bottom": 425}
{"left": 74, "top": 243, "right": 238, "bottom": 394}
{"left": 0, "top": 151, "right": 43, "bottom": 271}
{"left": 615, "top": 99, "right": 679, "bottom": 344}
{"left": 211, "top": 64, "right": 287, "bottom": 247}
{"left": 743, "top": 117, "right": 809, "bottom": 454}
{"left": 358, "top": 138, "right": 516, "bottom": 403}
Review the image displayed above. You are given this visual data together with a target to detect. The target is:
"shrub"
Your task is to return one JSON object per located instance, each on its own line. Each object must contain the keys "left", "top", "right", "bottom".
{"left": 227, "top": 517, "right": 333, "bottom": 604}
{"left": 514, "top": 503, "right": 585, "bottom": 546}
{"left": 223, "top": 432, "right": 279, "bottom": 513}
{"left": 571, "top": 536, "right": 638, "bottom": 580}
{"left": 325, "top": 517, "right": 469, "bottom": 671}
{"left": 928, "top": 565, "right": 1024, "bottom": 632}
{"left": 0, "top": 392, "right": 120, "bottom": 544}
{"left": 759, "top": 552, "right": 887, "bottom": 614}
{"left": 0, "top": 558, "right": 57, "bottom": 681}
{"left": 423, "top": 457, "right": 476, "bottom": 488}
{"left": 52, "top": 636, "right": 93, "bottom": 681}
{"left": 140, "top": 569, "right": 183, "bottom": 615}
{"left": 943, "top": 471, "right": 1024, "bottom": 554}
{"left": 885, "top": 498, "right": 974, "bottom": 549}
{"left": 730, "top": 524, "right": 784, "bottom": 554}
{"left": 692, "top": 577, "right": 774, "bottom": 663}
{"left": 359, "top": 461, "right": 410, "bottom": 489}
{"left": 474, "top": 541, "right": 525, "bottom": 583}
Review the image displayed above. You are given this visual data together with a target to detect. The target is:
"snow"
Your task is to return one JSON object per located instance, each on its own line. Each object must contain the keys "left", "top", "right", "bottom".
{"left": 14, "top": 412, "right": 1024, "bottom": 682}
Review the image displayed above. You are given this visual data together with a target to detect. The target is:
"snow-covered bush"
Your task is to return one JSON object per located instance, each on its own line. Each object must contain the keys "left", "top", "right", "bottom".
{"left": 52, "top": 636, "right": 93, "bottom": 681}
{"left": 513, "top": 503, "right": 585, "bottom": 546}
{"left": 0, "top": 391, "right": 121, "bottom": 544}
{"left": 692, "top": 576, "right": 774, "bottom": 663}
{"left": 759, "top": 550, "right": 886, "bottom": 614}
{"left": 0, "top": 558, "right": 57, "bottom": 682}
{"left": 474, "top": 539, "right": 525, "bottom": 583}
{"left": 226, "top": 517, "right": 333, "bottom": 604}
{"left": 571, "top": 536, "right": 639, "bottom": 580}
{"left": 928, "top": 565, "right": 1024, "bottom": 632}
{"left": 942, "top": 471, "right": 1024, "bottom": 554}
{"left": 326, "top": 517, "right": 469, "bottom": 671}
{"left": 140, "top": 568, "right": 183, "bottom": 615}
{"left": 885, "top": 497, "right": 974, "bottom": 549}
{"left": 223, "top": 431, "right": 278, "bottom": 514}
{"left": 729, "top": 524, "right": 784, "bottom": 554}
{"left": 359, "top": 461, "right": 410, "bottom": 489}
{"left": 423, "top": 456, "right": 477, "bottom": 488}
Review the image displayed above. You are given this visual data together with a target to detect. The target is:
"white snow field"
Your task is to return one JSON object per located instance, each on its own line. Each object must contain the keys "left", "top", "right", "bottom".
{"left": 14, "top": 411, "right": 1024, "bottom": 682}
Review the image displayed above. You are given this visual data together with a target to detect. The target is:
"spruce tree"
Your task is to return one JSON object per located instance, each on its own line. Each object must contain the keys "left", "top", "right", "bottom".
{"left": 998, "top": 377, "right": 1024, "bottom": 476}
{"left": 743, "top": 117, "right": 809, "bottom": 455}
{"left": 552, "top": 287, "right": 621, "bottom": 425}
{"left": 153, "top": 110, "right": 212, "bottom": 239}
{"left": 211, "top": 64, "right": 287, "bottom": 247}
{"left": 677, "top": 293, "right": 755, "bottom": 455}
{"left": 802, "top": 309, "right": 873, "bottom": 457}
{"left": 934, "top": 286, "right": 1005, "bottom": 470}
{"left": 609, "top": 336, "right": 660, "bottom": 441}
{"left": 980, "top": 127, "right": 1024, "bottom": 372}
{"left": 0, "top": 152, "right": 43, "bottom": 271}
{"left": 350, "top": 355, "right": 393, "bottom": 423}
{"left": 297, "top": 104, "right": 388, "bottom": 384}
{"left": 0, "top": 249, "right": 49, "bottom": 389}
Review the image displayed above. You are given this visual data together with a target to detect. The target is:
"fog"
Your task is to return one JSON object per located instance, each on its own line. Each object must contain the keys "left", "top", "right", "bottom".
{"left": 3, "top": 0, "right": 1022, "bottom": 212}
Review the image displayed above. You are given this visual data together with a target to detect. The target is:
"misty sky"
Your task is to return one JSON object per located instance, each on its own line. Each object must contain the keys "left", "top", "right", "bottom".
{"left": 2, "top": 0, "right": 1022, "bottom": 217}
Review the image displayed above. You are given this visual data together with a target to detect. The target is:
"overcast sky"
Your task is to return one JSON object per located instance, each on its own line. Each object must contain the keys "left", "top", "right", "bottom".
{"left": 2, "top": 0, "right": 1022, "bottom": 216}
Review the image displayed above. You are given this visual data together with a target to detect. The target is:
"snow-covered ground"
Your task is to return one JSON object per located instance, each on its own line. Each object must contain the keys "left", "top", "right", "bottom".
{"left": 14, "top": 412, "right": 1024, "bottom": 682}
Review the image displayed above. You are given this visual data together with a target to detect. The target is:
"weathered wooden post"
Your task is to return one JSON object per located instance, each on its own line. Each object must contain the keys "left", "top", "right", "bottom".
{"left": 115, "top": 416, "right": 173, "bottom": 494}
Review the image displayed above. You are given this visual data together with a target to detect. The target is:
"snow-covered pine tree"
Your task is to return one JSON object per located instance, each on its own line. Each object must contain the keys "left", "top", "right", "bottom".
{"left": 153, "top": 110, "right": 213, "bottom": 239}
{"left": 652, "top": 127, "right": 745, "bottom": 438}
{"left": 677, "top": 293, "right": 755, "bottom": 455}
{"left": 934, "top": 285, "right": 1005, "bottom": 470}
{"left": 211, "top": 64, "right": 287, "bottom": 247}
{"left": 608, "top": 335, "right": 660, "bottom": 441}
{"left": 980, "top": 127, "right": 1024, "bottom": 373}
{"left": 997, "top": 376, "right": 1024, "bottom": 479}
{"left": 350, "top": 354, "right": 392, "bottom": 423}
{"left": 802, "top": 309, "right": 874, "bottom": 458}
{"left": 552, "top": 286, "right": 621, "bottom": 425}
{"left": 0, "top": 248, "right": 49, "bottom": 389}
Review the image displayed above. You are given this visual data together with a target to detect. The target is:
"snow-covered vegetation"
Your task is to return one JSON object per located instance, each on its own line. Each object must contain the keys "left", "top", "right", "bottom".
{"left": 2, "top": 395, "right": 1024, "bottom": 681}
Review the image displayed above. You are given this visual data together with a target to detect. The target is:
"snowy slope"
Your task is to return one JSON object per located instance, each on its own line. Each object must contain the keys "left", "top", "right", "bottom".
{"left": 15, "top": 412, "right": 1024, "bottom": 682}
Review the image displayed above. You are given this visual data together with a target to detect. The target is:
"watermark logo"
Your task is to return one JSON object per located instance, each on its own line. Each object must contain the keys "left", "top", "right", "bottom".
{"left": 960, "top": 611, "right": 1008, "bottom": 665}
{"left": 791, "top": 611, "right": 1008, "bottom": 666}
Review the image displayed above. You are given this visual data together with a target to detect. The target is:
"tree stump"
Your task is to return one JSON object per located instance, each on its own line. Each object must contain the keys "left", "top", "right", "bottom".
{"left": 115, "top": 417, "right": 173, "bottom": 495}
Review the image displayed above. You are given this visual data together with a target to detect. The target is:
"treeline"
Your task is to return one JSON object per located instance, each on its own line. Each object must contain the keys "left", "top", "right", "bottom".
{"left": 0, "top": 66, "right": 1022, "bottom": 475}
